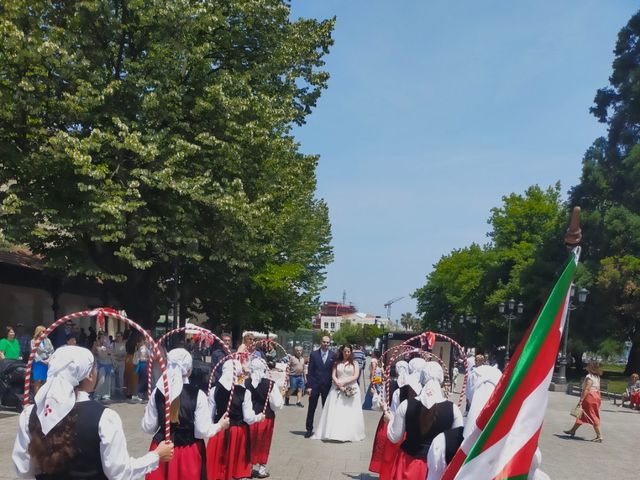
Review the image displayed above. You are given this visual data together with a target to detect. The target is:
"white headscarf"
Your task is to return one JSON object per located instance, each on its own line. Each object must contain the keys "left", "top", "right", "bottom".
{"left": 34, "top": 346, "right": 94, "bottom": 435}
{"left": 418, "top": 361, "right": 445, "bottom": 408}
{"left": 249, "top": 357, "right": 268, "bottom": 388}
{"left": 219, "top": 359, "right": 243, "bottom": 391}
{"left": 464, "top": 365, "right": 502, "bottom": 438}
{"left": 407, "top": 357, "right": 428, "bottom": 394}
{"left": 395, "top": 360, "right": 410, "bottom": 387}
{"left": 155, "top": 348, "right": 192, "bottom": 403}
{"left": 408, "top": 357, "right": 428, "bottom": 376}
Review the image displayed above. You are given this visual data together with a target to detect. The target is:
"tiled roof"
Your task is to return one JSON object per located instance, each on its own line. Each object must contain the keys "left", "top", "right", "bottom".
{"left": 0, "top": 248, "right": 44, "bottom": 270}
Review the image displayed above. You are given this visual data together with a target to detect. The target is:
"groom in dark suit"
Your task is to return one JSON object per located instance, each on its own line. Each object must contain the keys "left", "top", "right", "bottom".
{"left": 304, "top": 335, "right": 337, "bottom": 438}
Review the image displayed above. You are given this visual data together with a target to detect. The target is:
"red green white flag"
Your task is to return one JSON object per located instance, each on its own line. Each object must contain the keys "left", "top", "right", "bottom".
{"left": 442, "top": 249, "right": 579, "bottom": 480}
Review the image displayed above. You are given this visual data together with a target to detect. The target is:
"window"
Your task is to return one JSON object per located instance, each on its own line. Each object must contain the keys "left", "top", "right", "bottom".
{"left": 330, "top": 322, "right": 335, "bottom": 330}
{"left": 324, "top": 322, "right": 329, "bottom": 329}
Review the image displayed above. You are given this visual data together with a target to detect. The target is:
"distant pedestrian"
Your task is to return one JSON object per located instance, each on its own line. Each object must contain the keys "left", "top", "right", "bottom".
{"left": 353, "top": 345, "right": 366, "bottom": 385}
{"left": 16, "top": 324, "right": 31, "bottom": 361}
{"left": 286, "top": 346, "right": 306, "bottom": 407}
{"left": 30, "top": 325, "right": 54, "bottom": 394}
{"left": 113, "top": 331, "right": 127, "bottom": 398}
{"left": 210, "top": 333, "right": 231, "bottom": 383}
{"left": 0, "top": 326, "right": 21, "bottom": 360}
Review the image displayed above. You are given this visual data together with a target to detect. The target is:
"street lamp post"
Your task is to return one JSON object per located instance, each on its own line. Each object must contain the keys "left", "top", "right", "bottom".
{"left": 458, "top": 314, "right": 477, "bottom": 347}
{"left": 552, "top": 284, "right": 588, "bottom": 385}
{"left": 437, "top": 319, "right": 452, "bottom": 333}
{"left": 498, "top": 299, "right": 524, "bottom": 363}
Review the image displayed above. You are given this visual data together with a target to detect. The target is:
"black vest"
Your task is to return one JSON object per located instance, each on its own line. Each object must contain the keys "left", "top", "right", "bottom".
{"left": 213, "top": 382, "right": 251, "bottom": 464}
{"left": 401, "top": 399, "right": 454, "bottom": 458}
{"left": 399, "top": 384, "right": 416, "bottom": 404}
{"left": 245, "top": 378, "right": 275, "bottom": 420}
{"left": 389, "top": 379, "right": 399, "bottom": 400}
{"left": 152, "top": 383, "right": 201, "bottom": 447}
{"left": 443, "top": 426, "right": 464, "bottom": 464}
{"left": 213, "top": 382, "right": 247, "bottom": 426}
{"left": 30, "top": 401, "right": 107, "bottom": 480}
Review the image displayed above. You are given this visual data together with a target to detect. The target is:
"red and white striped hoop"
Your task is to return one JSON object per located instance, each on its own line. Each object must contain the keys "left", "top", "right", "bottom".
{"left": 23, "top": 308, "right": 171, "bottom": 443}
{"left": 249, "top": 338, "right": 291, "bottom": 391}
{"left": 148, "top": 325, "right": 230, "bottom": 399}
{"left": 380, "top": 331, "right": 468, "bottom": 409}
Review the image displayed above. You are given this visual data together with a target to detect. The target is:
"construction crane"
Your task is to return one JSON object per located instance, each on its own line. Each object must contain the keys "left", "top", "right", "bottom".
{"left": 384, "top": 296, "right": 404, "bottom": 326}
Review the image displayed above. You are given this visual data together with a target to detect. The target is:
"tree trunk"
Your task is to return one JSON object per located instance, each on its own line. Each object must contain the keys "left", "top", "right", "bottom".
{"left": 571, "top": 350, "right": 584, "bottom": 378}
{"left": 110, "top": 270, "right": 159, "bottom": 329}
{"left": 624, "top": 336, "right": 640, "bottom": 376}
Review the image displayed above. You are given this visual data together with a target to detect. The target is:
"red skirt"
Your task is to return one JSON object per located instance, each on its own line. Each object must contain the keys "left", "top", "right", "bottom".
{"left": 577, "top": 390, "right": 601, "bottom": 426}
{"left": 206, "top": 425, "right": 251, "bottom": 480}
{"left": 630, "top": 391, "right": 640, "bottom": 407}
{"left": 249, "top": 417, "right": 275, "bottom": 464}
{"left": 390, "top": 449, "right": 428, "bottom": 480}
{"left": 369, "top": 416, "right": 387, "bottom": 473}
{"left": 146, "top": 441, "right": 205, "bottom": 480}
{"left": 380, "top": 432, "right": 405, "bottom": 480}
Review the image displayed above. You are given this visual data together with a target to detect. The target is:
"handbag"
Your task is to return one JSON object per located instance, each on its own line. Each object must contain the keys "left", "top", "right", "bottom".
{"left": 570, "top": 404, "right": 583, "bottom": 418}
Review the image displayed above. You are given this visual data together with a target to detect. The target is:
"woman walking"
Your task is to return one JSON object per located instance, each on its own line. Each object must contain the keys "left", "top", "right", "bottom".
{"left": 564, "top": 361, "right": 604, "bottom": 442}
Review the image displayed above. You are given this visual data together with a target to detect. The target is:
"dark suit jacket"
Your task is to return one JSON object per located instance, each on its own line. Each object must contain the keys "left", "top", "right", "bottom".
{"left": 306, "top": 348, "right": 337, "bottom": 391}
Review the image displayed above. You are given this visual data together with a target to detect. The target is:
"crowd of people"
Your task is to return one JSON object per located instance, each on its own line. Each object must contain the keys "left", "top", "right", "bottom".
{"left": 11, "top": 341, "right": 287, "bottom": 480}
{"left": 0, "top": 322, "right": 166, "bottom": 404}
{"left": 3, "top": 322, "right": 626, "bottom": 480}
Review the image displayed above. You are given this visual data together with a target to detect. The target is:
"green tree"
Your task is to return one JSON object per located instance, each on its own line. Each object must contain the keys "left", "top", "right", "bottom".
{"left": 570, "top": 10, "right": 640, "bottom": 374}
{"left": 332, "top": 321, "right": 382, "bottom": 347}
{"left": 414, "top": 184, "right": 567, "bottom": 353}
{"left": 0, "top": 1, "right": 334, "bottom": 328}
{"left": 399, "top": 312, "right": 421, "bottom": 331}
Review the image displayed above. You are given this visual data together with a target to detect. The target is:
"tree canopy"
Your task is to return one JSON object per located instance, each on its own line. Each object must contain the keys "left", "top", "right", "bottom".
{"left": 570, "top": 9, "right": 640, "bottom": 374}
{"left": 414, "top": 9, "right": 640, "bottom": 374}
{"left": 414, "top": 184, "right": 567, "bottom": 355}
{"left": 0, "top": 0, "right": 334, "bottom": 331}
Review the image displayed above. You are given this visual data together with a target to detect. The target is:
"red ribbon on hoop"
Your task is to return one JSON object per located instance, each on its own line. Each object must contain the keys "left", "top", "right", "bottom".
{"left": 420, "top": 331, "right": 436, "bottom": 350}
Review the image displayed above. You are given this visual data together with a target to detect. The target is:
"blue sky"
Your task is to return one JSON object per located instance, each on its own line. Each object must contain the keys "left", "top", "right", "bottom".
{"left": 289, "top": 1, "right": 636, "bottom": 319}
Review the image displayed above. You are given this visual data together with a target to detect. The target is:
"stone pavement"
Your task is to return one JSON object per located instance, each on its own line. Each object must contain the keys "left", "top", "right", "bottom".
{"left": 0, "top": 388, "right": 637, "bottom": 479}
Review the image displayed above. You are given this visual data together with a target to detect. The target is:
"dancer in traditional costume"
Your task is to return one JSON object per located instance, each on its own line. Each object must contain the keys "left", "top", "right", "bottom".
{"left": 387, "top": 362, "right": 463, "bottom": 479}
{"left": 142, "top": 348, "right": 230, "bottom": 480}
{"left": 370, "top": 359, "right": 424, "bottom": 479}
{"left": 426, "top": 364, "right": 501, "bottom": 480}
{"left": 12, "top": 345, "right": 174, "bottom": 479}
{"left": 207, "top": 359, "right": 265, "bottom": 480}
{"left": 368, "top": 360, "right": 407, "bottom": 476}
{"left": 245, "top": 357, "right": 284, "bottom": 478}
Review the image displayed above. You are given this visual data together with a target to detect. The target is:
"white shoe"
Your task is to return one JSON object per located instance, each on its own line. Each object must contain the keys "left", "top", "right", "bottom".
{"left": 102, "top": 395, "right": 110, "bottom": 400}
{"left": 131, "top": 395, "right": 141, "bottom": 402}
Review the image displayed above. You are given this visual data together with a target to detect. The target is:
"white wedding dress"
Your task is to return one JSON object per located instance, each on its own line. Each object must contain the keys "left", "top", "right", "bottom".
{"left": 312, "top": 362, "right": 366, "bottom": 442}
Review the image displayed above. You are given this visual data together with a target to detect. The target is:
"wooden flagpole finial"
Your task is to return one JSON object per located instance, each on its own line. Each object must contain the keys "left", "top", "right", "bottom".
{"left": 564, "top": 206, "right": 582, "bottom": 249}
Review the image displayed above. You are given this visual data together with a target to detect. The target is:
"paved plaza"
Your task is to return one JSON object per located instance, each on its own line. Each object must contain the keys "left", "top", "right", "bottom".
{"left": 0, "top": 385, "right": 636, "bottom": 480}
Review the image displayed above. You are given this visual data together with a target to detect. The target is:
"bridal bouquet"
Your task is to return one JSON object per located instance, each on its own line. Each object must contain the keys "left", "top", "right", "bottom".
{"left": 342, "top": 385, "right": 358, "bottom": 397}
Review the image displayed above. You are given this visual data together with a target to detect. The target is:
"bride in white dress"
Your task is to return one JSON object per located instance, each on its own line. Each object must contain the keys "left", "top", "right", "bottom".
{"left": 313, "top": 344, "right": 366, "bottom": 442}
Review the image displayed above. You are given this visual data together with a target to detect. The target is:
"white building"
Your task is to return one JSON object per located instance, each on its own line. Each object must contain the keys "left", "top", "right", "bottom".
{"left": 318, "top": 311, "right": 393, "bottom": 333}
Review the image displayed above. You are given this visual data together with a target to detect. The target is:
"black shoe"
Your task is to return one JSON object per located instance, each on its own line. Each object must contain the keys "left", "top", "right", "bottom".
{"left": 304, "top": 431, "right": 313, "bottom": 438}
{"left": 296, "top": 402, "right": 304, "bottom": 408}
{"left": 285, "top": 398, "right": 290, "bottom": 406}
